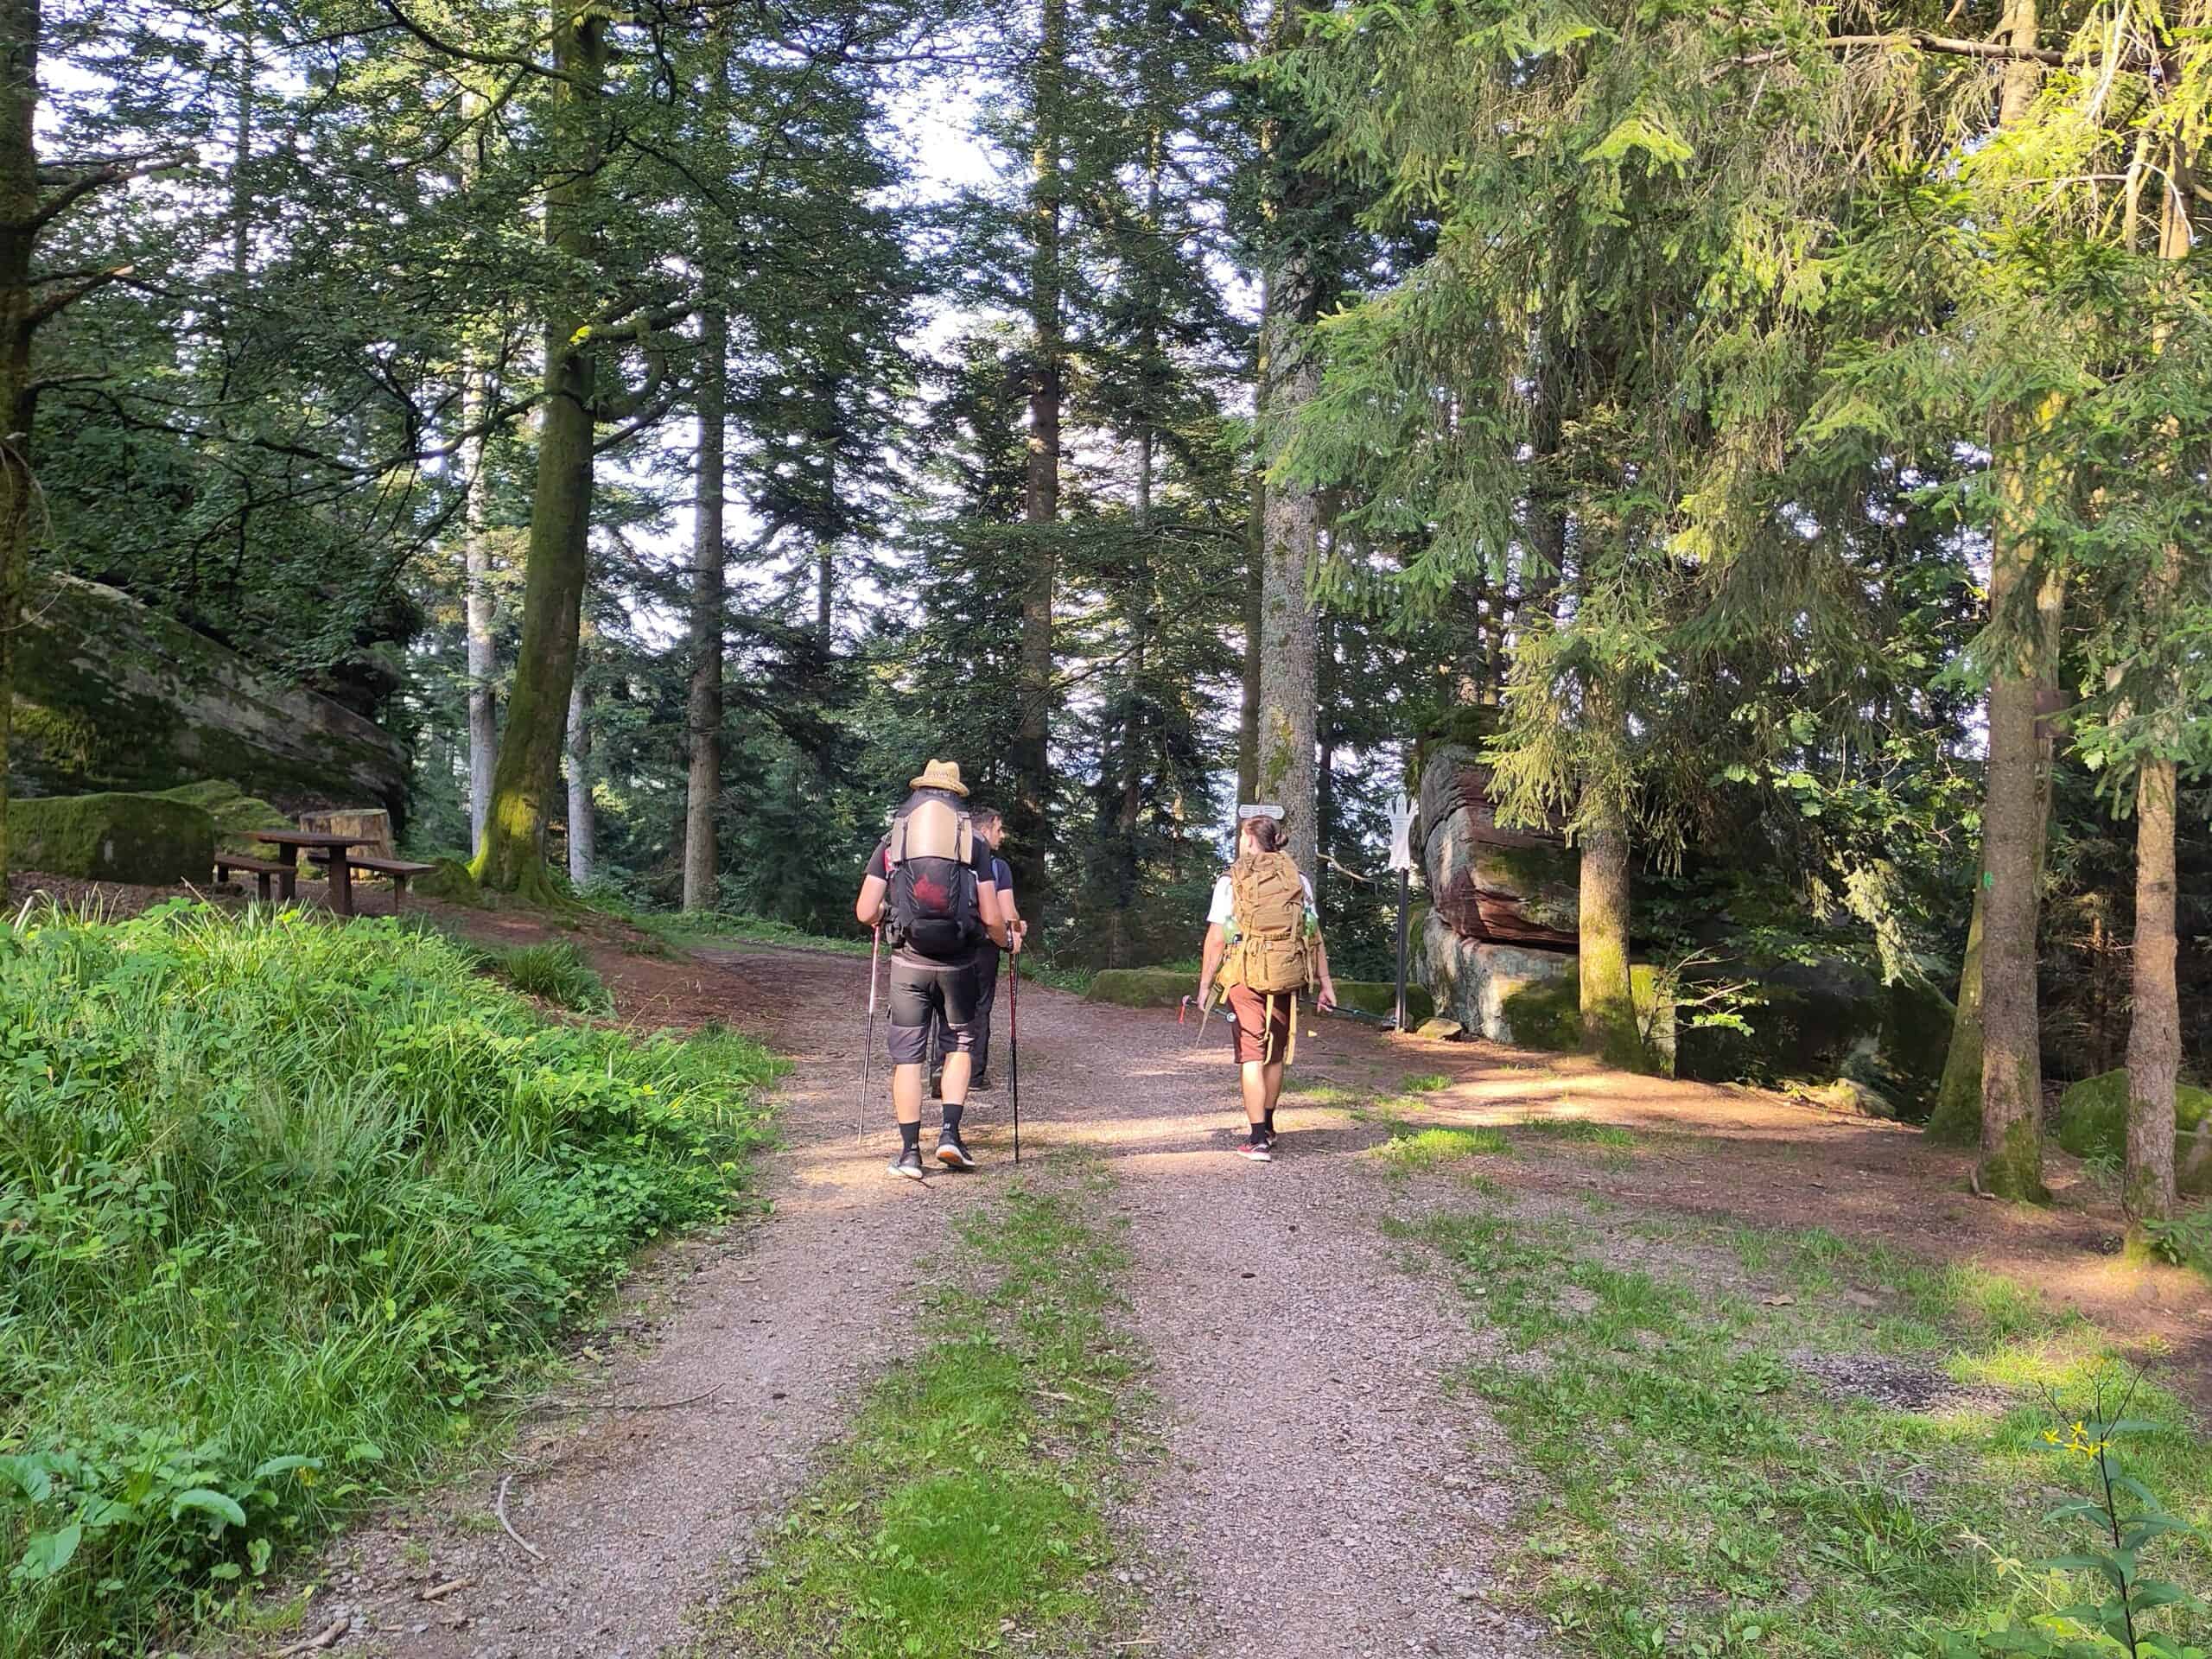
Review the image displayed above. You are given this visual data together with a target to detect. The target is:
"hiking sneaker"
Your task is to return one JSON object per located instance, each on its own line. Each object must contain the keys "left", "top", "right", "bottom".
{"left": 936, "top": 1130, "right": 976, "bottom": 1170}
{"left": 1237, "top": 1131, "right": 1273, "bottom": 1163}
{"left": 929, "top": 1070, "right": 944, "bottom": 1100}
{"left": 969, "top": 1072, "right": 992, "bottom": 1091}
{"left": 1263, "top": 1128, "right": 1280, "bottom": 1151}
{"left": 888, "top": 1145, "right": 926, "bottom": 1181}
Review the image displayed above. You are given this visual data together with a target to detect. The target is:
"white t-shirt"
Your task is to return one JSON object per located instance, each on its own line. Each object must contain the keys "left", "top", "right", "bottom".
{"left": 1208, "top": 870, "right": 1315, "bottom": 927}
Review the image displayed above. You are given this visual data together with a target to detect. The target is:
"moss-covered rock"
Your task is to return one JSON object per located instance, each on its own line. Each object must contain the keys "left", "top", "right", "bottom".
{"left": 1086, "top": 968, "right": 1193, "bottom": 1009}
{"left": 2053, "top": 1070, "right": 2212, "bottom": 1194}
{"left": 152, "top": 780, "right": 292, "bottom": 855}
{"left": 1328, "top": 980, "right": 1435, "bottom": 1026}
{"left": 12, "top": 791, "right": 214, "bottom": 884}
{"left": 10, "top": 571, "right": 409, "bottom": 823}
{"left": 1497, "top": 963, "right": 1674, "bottom": 1075}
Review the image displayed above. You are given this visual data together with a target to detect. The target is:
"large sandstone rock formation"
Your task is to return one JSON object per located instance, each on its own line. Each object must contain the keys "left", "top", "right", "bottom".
{"left": 1416, "top": 741, "right": 1577, "bottom": 948}
{"left": 10, "top": 572, "right": 408, "bottom": 820}
{"left": 1415, "top": 739, "right": 1582, "bottom": 1041}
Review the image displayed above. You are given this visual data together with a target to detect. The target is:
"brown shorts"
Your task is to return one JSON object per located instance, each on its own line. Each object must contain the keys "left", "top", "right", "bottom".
{"left": 1225, "top": 982, "right": 1296, "bottom": 1065}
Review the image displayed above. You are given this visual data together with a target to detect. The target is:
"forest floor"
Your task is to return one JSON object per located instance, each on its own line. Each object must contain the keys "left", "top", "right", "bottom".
{"left": 30, "top": 875, "right": 2208, "bottom": 1656}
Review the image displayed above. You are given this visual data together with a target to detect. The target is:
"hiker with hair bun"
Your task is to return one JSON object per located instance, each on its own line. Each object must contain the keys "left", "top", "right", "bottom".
{"left": 1198, "top": 805, "right": 1337, "bottom": 1162}
{"left": 855, "top": 760, "right": 1018, "bottom": 1179}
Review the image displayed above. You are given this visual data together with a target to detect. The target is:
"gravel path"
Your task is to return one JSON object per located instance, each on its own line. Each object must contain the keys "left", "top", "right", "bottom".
{"left": 237, "top": 944, "right": 1534, "bottom": 1658}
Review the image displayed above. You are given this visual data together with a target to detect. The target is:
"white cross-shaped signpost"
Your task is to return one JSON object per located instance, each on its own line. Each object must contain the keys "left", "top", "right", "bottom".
{"left": 1387, "top": 792, "right": 1414, "bottom": 1029}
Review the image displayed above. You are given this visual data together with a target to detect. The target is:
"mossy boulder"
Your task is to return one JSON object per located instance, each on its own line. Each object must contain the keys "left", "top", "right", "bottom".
{"left": 151, "top": 780, "right": 291, "bottom": 855}
{"left": 12, "top": 791, "right": 214, "bottom": 884}
{"left": 1087, "top": 968, "right": 1193, "bottom": 1009}
{"left": 2053, "top": 1070, "right": 2212, "bottom": 1194}
{"left": 1497, "top": 963, "right": 1675, "bottom": 1076}
{"left": 10, "top": 571, "right": 409, "bottom": 823}
{"left": 1328, "top": 980, "right": 1435, "bottom": 1026}
{"left": 1676, "top": 959, "right": 1953, "bottom": 1117}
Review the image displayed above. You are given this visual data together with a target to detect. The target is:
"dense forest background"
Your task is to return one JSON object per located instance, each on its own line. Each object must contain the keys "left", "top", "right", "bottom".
{"left": 5, "top": 0, "right": 2209, "bottom": 1213}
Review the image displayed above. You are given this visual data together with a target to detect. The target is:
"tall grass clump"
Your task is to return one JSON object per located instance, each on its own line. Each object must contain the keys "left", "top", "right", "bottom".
{"left": 485, "top": 938, "right": 615, "bottom": 1013}
{"left": 0, "top": 900, "right": 778, "bottom": 1656}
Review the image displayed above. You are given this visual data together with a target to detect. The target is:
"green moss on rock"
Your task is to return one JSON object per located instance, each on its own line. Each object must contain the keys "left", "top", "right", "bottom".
{"left": 152, "top": 780, "right": 291, "bottom": 855}
{"left": 1499, "top": 964, "right": 1671, "bottom": 1075}
{"left": 12, "top": 791, "right": 214, "bottom": 884}
{"left": 1086, "top": 968, "right": 1192, "bottom": 1009}
{"left": 1329, "top": 980, "right": 1435, "bottom": 1025}
{"left": 2054, "top": 1069, "right": 2212, "bottom": 1194}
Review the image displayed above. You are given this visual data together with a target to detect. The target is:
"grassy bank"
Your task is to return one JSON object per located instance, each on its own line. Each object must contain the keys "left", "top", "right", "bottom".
{"left": 0, "top": 901, "right": 778, "bottom": 1657}
{"left": 701, "top": 1162, "right": 1145, "bottom": 1657}
{"left": 1378, "top": 1126, "right": 2212, "bottom": 1656}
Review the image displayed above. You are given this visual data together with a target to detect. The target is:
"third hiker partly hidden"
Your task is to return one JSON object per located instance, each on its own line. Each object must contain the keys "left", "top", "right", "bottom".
{"left": 1198, "top": 804, "right": 1337, "bottom": 1162}
{"left": 855, "top": 760, "right": 1020, "bottom": 1180}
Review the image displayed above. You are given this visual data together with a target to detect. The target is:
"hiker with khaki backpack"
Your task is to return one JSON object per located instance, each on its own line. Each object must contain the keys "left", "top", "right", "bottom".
{"left": 1197, "top": 804, "right": 1338, "bottom": 1162}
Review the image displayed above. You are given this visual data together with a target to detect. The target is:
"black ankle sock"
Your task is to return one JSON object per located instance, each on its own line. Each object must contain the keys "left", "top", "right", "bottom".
{"left": 899, "top": 1120, "right": 921, "bottom": 1154}
{"left": 1263, "top": 1108, "right": 1276, "bottom": 1135}
{"left": 942, "top": 1102, "right": 964, "bottom": 1135}
{"left": 1248, "top": 1122, "right": 1267, "bottom": 1141}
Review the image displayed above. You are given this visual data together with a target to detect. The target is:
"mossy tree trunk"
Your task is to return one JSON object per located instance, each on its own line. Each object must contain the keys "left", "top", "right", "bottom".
{"left": 1256, "top": 255, "right": 1320, "bottom": 875}
{"left": 0, "top": 0, "right": 35, "bottom": 881}
{"left": 1237, "top": 465, "right": 1263, "bottom": 804}
{"left": 471, "top": 4, "right": 606, "bottom": 900}
{"left": 1973, "top": 0, "right": 2055, "bottom": 1202}
{"left": 565, "top": 662, "right": 594, "bottom": 887}
{"left": 683, "top": 298, "right": 727, "bottom": 913}
{"left": 1577, "top": 680, "right": 1649, "bottom": 1072}
{"left": 2123, "top": 176, "right": 2192, "bottom": 1229}
{"left": 1927, "top": 862, "right": 1987, "bottom": 1143}
{"left": 1007, "top": 0, "right": 1064, "bottom": 924}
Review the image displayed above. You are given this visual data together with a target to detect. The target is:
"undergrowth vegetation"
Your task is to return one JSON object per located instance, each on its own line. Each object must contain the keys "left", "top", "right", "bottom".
{"left": 478, "top": 938, "right": 615, "bottom": 1014}
{"left": 1390, "top": 1180, "right": 2212, "bottom": 1657}
{"left": 706, "top": 1163, "right": 1144, "bottom": 1657}
{"left": 0, "top": 901, "right": 778, "bottom": 1657}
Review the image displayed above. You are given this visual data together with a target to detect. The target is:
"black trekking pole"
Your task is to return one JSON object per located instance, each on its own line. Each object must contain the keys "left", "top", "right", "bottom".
{"left": 858, "top": 926, "right": 881, "bottom": 1144}
{"left": 1007, "top": 940, "right": 1021, "bottom": 1166}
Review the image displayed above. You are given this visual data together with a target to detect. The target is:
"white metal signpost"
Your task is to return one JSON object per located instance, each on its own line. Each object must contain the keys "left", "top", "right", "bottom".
{"left": 1387, "top": 793, "right": 1414, "bottom": 1030}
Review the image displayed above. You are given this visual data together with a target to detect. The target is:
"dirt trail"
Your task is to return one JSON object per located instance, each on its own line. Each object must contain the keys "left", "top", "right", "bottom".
{"left": 252, "top": 943, "right": 1017, "bottom": 1659}
{"left": 238, "top": 934, "right": 2209, "bottom": 1658}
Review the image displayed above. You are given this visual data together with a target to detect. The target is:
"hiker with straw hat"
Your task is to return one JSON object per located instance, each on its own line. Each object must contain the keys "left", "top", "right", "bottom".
{"left": 855, "top": 760, "right": 1019, "bottom": 1179}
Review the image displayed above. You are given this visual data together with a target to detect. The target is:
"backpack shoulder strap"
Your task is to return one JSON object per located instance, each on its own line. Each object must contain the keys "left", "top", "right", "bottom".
{"left": 886, "top": 816, "right": 909, "bottom": 866}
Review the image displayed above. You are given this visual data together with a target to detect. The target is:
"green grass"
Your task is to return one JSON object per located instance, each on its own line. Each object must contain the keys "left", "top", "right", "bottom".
{"left": 1400, "top": 1071, "right": 1453, "bottom": 1095}
{"left": 705, "top": 1163, "right": 1143, "bottom": 1657}
{"left": 483, "top": 938, "right": 615, "bottom": 1014}
{"left": 1376, "top": 1123, "right": 1514, "bottom": 1172}
{"left": 0, "top": 901, "right": 780, "bottom": 1657}
{"left": 1395, "top": 1197, "right": 2212, "bottom": 1657}
{"left": 1513, "top": 1116, "right": 1637, "bottom": 1148}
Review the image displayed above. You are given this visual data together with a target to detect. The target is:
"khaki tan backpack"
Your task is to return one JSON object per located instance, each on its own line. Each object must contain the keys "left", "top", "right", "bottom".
{"left": 1218, "top": 850, "right": 1315, "bottom": 1062}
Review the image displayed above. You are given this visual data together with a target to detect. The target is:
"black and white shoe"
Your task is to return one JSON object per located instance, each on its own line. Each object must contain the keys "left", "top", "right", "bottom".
{"left": 888, "top": 1146, "right": 926, "bottom": 1180}
{"left": 936, "top": 1130, "right": 976, "bottom": 1170}
{"left": 1237, "top": 1132, "right": 1273, "bottom": 1163}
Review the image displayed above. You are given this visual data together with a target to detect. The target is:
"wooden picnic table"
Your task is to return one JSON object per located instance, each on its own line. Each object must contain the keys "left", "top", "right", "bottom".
{"left": 252, "top": 830, "right": 371, "bottom": 918}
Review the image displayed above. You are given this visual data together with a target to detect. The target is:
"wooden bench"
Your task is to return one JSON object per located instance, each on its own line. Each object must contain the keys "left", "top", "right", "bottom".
{"left": 309, "top": 851, "right": 439, "bottom": 910}
{"left": 213, "top": 854, "right": 298, "bottom": 902}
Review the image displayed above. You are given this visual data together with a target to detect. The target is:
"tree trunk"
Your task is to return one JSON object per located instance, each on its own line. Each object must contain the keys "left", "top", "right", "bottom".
{"left": 1976, "top": 445, "right": 2062, "bottom": 1198}
{"left": 816, "top": 544, "right": 834, "bottom": 651}
{"left": 1578, "top": 802, "right": 1642, "bottom": 1069}
{"left": 461, "top": 351, "right": 498, "bottom": 851}
{"left": 2123, "top": 172, "right": 2193, "bottom": 1227}
{"left": 683, "top": 301, "right": 728, "bottom": 912}
{"left": 1238, "top": 466, "right": 1264, "bottom": 804}
{"left": 1974, "top": 0, "right": 2054, "bottom": 1200}
{"left": 2126, "top": 753, "right": 2179, "bottom": 1221}
{"left": 471, "top": 6, "right": 606, "bottom": 898}
{"left": 1928, "top": 861, "right": 1988, "bottom": 1143}
{"left": 230, "top": 26, "right": 251, "bottom": 287}
{"left": 1009, "top": 0, "right": 1065, "bottom": 922}
{"left": 565, "top": 665, "right": 594, "bottom": 887}
{"left": 1315, "top": 612, "right": 1336, "bottom": 911}
{"left": 0, "top": 0, "right": 40, "bottom": 880}
{"left": 1256, "top": 255, "right": 1321, "bottom": 874}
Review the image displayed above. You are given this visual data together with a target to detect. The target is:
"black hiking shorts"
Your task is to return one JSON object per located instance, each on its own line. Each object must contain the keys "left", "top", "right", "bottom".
{"left": 887, "top": 951, "right": 981, "bottom": 1065}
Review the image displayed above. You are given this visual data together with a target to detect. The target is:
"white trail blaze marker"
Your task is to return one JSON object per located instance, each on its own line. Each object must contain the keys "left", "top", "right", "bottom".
{"left": 1388, "top": 792, "right": 1414, "bottom": 1030}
